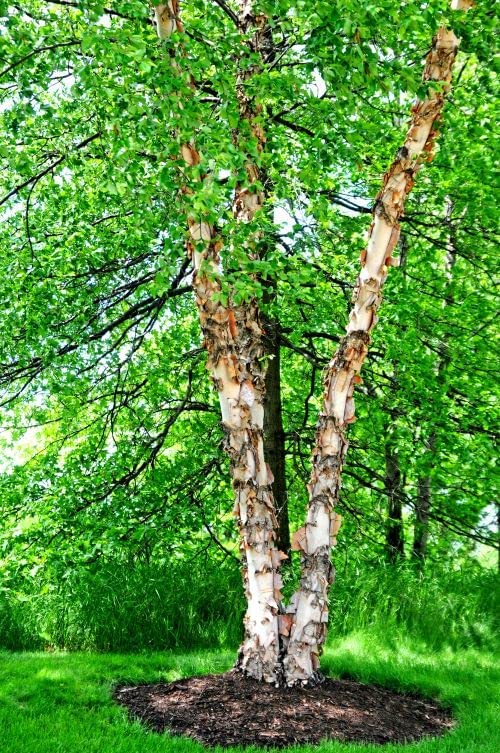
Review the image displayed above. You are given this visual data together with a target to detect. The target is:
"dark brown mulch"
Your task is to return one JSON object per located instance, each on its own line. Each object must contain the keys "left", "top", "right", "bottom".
{"left": 114, "top": 671, "right": 454, "bottom": 748}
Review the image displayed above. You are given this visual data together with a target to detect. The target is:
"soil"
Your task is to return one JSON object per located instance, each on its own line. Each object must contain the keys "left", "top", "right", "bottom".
{"left": 114, "top": 670, "right": 454, "bottom": 748}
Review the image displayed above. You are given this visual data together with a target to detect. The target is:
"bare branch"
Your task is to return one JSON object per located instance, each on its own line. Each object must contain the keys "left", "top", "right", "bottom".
{"left": 210, "top": 0, "right": 239, "bottom": 27}
{"left": 43, "top": 1, "right": 146, "bottom": 23}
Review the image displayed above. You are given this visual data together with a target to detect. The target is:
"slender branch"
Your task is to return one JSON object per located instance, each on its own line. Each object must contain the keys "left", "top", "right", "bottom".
{"left": 272, "top": 113, "right": 315, "bottom": 137}
{"left": 0, "top": 40, "right": 80, "bottom": 79}
{"left": 43, "top": 1, "right": 145, "bottom": 23}
{"left": 319, "top": 190, "right": 372, "bottom": 215}
{"left": 191, "top": 492, "right": 240, "bottom": 562}
{"left": 210, "top": 0, "right": 239, "bottom": 27}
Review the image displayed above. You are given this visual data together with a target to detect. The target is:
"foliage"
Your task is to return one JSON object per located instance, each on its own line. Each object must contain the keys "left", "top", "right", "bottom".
{"left": 0, "top": 557, "right": 244, "bottom": 651}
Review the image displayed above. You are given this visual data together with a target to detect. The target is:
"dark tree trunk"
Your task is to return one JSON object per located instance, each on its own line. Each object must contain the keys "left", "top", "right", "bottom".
{"left": 259, "top": 164, "right": 290, "bottom": 556}
{"left": 413, "top": 199, "right": 456, "bottom": 565}
{"left": 263, "top": 319, "right": 290, "bottom": 555}
{"left": 385, "top": 442, "right": 405, "bottom": 562}
{"left": 414, "top": 473, "right": 431, "bottom": 561}
{"left": 498, "top": 503, "right": 500, "bottom": 572}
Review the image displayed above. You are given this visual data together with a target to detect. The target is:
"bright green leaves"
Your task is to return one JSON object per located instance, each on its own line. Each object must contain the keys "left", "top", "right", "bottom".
{"left": 0, "top": 0, "right": 497, "bottom": 581}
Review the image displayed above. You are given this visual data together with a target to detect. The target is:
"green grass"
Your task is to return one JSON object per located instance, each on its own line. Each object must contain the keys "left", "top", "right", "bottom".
{"left": 0, "top": 635, "right": 498, "bottom": 753}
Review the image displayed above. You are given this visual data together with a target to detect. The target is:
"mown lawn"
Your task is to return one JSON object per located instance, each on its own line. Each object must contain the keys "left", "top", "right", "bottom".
{"left": 0, "top": 633, "right": 498, "bottom": 753}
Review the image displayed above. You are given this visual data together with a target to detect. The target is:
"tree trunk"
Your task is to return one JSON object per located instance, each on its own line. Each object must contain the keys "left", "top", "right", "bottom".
{"left": 154, "top": 2, "right": 463, "bottom": 686}
{"left": 387, "top": 501, "right": 405, "bottom": 562}
{"left": 256, "top": 4, "right": 290, "bottom": 554}
{"left": 153, "top": 2, "right": 284, "bottom": 684}
{"left": 263, "top": 318, "right": 290, "bottom": 555}
{"left": 497, "top": 503, "right": 500, "bottom": 573}
{"left": 414, "top": 471, "right": 431, "bottom": 561}
{"left": 385, "top": 441, "right": 405, "bottom": 562}
{"left": 283, "top": 26, "right": 460, "bottom": 685}
{"left": 413, "top": 198, "right": 457, "bottom": 564}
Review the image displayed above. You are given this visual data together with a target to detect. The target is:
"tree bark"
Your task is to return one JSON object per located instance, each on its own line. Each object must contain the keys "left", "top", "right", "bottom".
{"left": 283, "top": 26, "right": 460, "bottom": 685}
{"left": 255, "top": 0, "right": 290, "bottom": 557}
{"left": 154, "top": 2, "right": 464, "bottom": 686}
{"left": 414, "top": 471, "right": 432, "bottom": 561}
{"left": 413, "top": 198, "right": 457, "bottom": 563}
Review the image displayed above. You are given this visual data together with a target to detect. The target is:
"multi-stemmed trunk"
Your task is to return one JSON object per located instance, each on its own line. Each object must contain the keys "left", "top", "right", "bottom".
{"left": 152, "top": 1, "right": 462, "bottom": 685}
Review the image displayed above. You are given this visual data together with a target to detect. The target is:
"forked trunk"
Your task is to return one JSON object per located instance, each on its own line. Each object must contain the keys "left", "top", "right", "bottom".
{"left": 153, "top": 1, "right": 464, "bottom": 686}
{"left": 283, "top": 26, "right": 460, "bottom": 685}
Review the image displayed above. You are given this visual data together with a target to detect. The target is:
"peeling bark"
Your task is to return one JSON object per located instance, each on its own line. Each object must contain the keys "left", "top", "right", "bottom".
{"left": 153, "top": 2, "right": 283, "bottom": 684}
{"left": 451, "top": 0, "right": 474, "bottom": 9}
{"left": 153, "top": 1, "right": 465, "bottom": 687}
{"left": 231, "top": 3, "right": 288, "bottom": 683}
{"left": 284, "top": 26, "right": 460, "bottom": 685}
{"left": 247, "top": 15, "right": 290, "bottom": 558}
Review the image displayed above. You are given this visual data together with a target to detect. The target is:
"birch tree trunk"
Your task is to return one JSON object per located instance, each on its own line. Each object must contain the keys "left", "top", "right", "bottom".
{"left": 284, "top": 26, "right": 460, "bottom": 685}
{"left": 154, "top": 1, "right": 465, "bottom": 686}
{"left": 153, "top": 2, "right": 284, "bottom": 684}
{"left": 231, "top": 1, "right": 288, "bottom": 683}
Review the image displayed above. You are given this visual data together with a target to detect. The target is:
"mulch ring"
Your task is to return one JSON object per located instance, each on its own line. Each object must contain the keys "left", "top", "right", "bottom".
{"left": 114, "top": 671, "right": 454, "bottom": 748}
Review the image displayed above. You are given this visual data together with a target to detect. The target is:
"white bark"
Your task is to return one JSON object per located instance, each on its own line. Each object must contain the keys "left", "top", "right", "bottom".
{"left": 451, "top": 0, "right": 474, "bottom": 9}
{"left": 152, "top": 0, "right": 465, "bottom": 687}
{"left": 154, "top": 2, "right": 182, "bottom": 39}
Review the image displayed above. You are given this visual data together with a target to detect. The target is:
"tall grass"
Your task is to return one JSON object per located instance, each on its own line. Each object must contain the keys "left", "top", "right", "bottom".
{"left": 330, "top": 560, "right": 499, "bottom": 650}
{"left": 0, "top": 559, "right": 244, "bottom": 651}
{"left": 0, "top": 556, "right": 497, "bottom": 652}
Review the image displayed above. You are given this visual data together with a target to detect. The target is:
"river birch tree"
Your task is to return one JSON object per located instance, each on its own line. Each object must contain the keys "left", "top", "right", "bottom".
{"left": 0, "top": 0, "right": 494, "bottom": 686}
{"left": 150, "top": 0, "right": 464, "bottom": 684}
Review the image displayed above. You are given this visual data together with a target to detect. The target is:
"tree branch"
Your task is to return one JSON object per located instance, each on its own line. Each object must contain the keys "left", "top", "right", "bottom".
{"left": 272, "top": 113, "right": 315, "bottom": 137}
{"left": 43, "top": 0, "right": 145, "bottom": 23}
{"left": 0, "top": 40, "right": 80, "bottom": 79}
{"left": 0, "top": 132, "right": 102, "bottom": 207}
{"left": 210, "top": 0, "right": 239, "bottom": 27}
